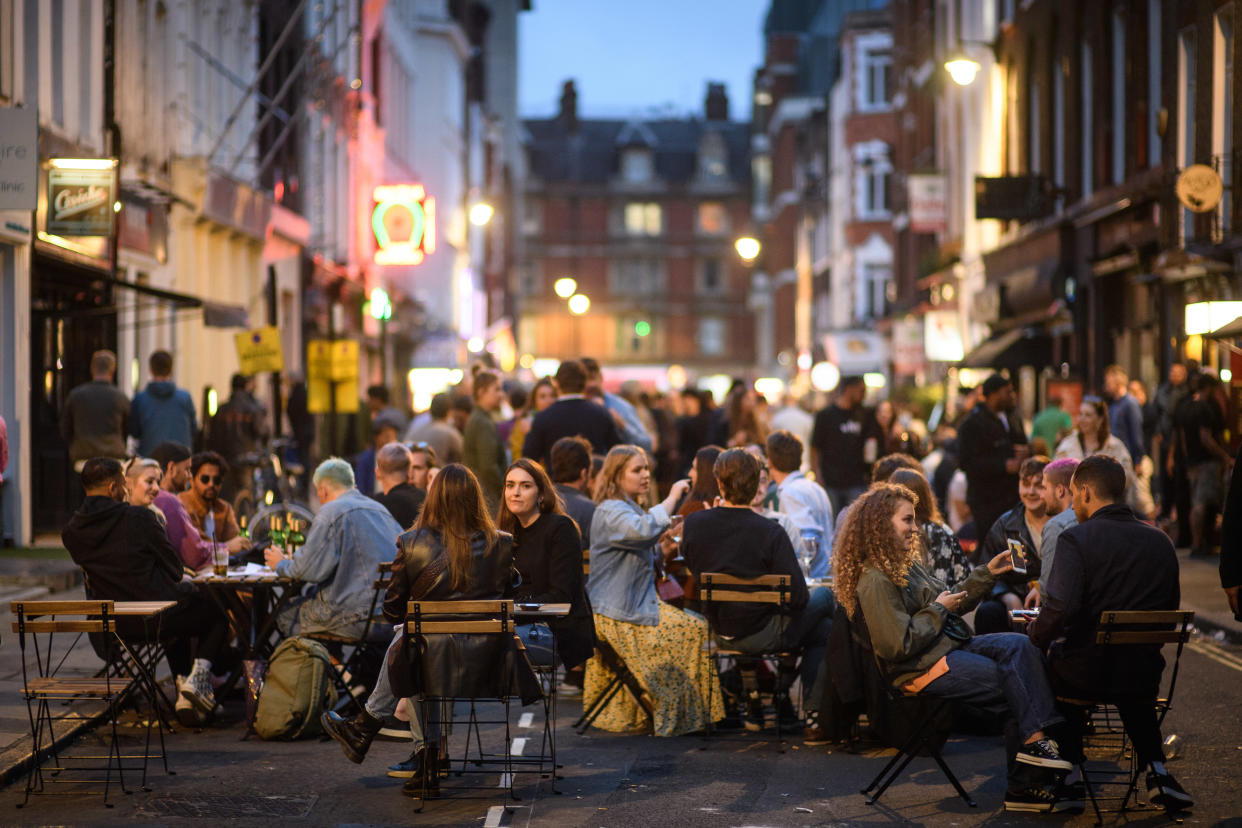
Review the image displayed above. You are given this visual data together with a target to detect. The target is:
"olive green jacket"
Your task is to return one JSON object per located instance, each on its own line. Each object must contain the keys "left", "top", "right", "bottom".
{"left": 856, "top": 559, "right": 996, "bottom": 688}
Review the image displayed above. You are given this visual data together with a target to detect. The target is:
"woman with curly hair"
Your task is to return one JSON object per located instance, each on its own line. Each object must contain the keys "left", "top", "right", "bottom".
{"left": 888, "top": 468, "right": 969, "bottom": 587}
{"left": 833, "top": 483, "right": 1073, "bottom": 812}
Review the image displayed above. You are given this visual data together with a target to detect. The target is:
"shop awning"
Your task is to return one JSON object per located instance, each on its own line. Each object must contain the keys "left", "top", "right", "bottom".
{"left": 959, "top": 327, "right": 1050, "bottom": 369}
{"left": 1204, "top": 316, "right": 1242, "bottom": 339}
{"left": 823, "top": 330, "right": 889, "bottom": 374}
{"left": 109, "top": 278, "right": 250, "bottom": 328}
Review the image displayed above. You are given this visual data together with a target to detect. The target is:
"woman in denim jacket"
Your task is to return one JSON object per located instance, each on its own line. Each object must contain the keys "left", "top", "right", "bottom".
{"left": 583, "top": 445, "right": 724, "bottom": 735}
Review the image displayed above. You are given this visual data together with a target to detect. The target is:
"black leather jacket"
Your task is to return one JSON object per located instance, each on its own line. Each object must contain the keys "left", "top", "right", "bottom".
{"left": 384, "top": 526, "right": 538, "bottom": 702}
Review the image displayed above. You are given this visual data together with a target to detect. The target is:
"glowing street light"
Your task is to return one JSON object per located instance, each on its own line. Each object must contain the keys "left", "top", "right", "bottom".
{"left": 554, "top": 277, "right": 577, "bottom": 298}
{"left": 945, "top": 54, "right": 981, "bottom": 86}
{"left": 466, "top": 336, "right": 485, "bottom": 353}
{"left": 567, "top": 294, "right": 591, "bottom": 315}
{"left": 469, "top": 202, "right": 494, "bottom": 226}
{"left": 735, "top": 236, "right": 761, "bottom": 263}
{"left": 369, "top": 287, "right": 392, "bottom": 321}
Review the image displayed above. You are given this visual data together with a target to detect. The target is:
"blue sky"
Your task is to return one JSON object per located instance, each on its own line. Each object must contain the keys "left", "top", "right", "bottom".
{"left": 518, "top": 0, "right": 768, "bottom": 121}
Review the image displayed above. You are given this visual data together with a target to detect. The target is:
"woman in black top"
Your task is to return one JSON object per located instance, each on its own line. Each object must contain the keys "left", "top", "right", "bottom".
{"left": 498, "top": 458, "right": 595, "bottom": 669}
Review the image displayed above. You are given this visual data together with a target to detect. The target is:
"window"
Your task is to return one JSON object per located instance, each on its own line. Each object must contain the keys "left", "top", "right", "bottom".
{"left": 1148, "top": 0, "right": 1163, "bottom": 167}
{"left": 697, "top": 131, "right": 729, "bottom": 180}
{"left": 50, "top": 0, "right": 64, "bottom": 125}
{"left": 697, "top": 259, "right": 724, "bottom": 294}
{"left": 1179, "top": 27, "right": 1197, "bottom": 241}
{"left": 855, "top": 144, "right": 892, "bottom": 218}
{"left": 610, "top": 259, "right": 664, "bottom": 295}
{"left": 518, "top": 264, "right": 538, "bottom": 297}
{"left": 523, "top": 198, "right": 540, "bottom": 236}
{"left": 1213, "top": 7, "right": 1233, "bottom": 238}
{"left": 860, "top": 264, "right": 891, "bottom": 321}
{"left": 698, "top": 318, "right": 726, "bottom": 356}
{"left": 621, "top": 148, "right": 653, "bottom": 183}
{"left": 623, "top": 202, "right": 661, "bottom": 236}
{"left": 1081, "top": 40, "right": 1094, "bottom": 199}
{"left": 1111, "top": 8, "right": 1126, "bottom": 185}
{"left": 696, "top": 202, "right": 727, "bottom": 235}
{"left": 1053, "top": 53, "right": 1066, "bottom": 188}
{"left": 861, "top": 47, "right": 891, "bottom": 108}
{"left": 752, "top": 155, "right": 772, "bottom": 213}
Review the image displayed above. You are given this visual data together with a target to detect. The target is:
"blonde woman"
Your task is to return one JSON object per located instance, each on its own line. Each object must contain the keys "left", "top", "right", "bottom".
{"left": 124, "top": 457, "right": 166, "bottom": 523}
{"left": 583, "top": 445, "right": 724, "bottom": 735}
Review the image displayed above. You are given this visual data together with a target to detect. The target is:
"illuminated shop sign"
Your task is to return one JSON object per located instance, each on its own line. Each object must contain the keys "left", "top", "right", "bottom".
{"left": 372, "top": 184, "right": 436, "bottom": 265}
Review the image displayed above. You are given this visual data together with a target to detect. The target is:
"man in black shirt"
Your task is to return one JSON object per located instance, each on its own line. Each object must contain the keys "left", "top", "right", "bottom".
{"left": 1176, "top": 374, "right": 1231, "bottom": 556}
{"left": 550, "top": 436, "right": 596, "bottom": 546}
{"left": 522, "top": 360, "right": 622, "bottom": 465}
{"left": 957, "top": 374, "right": 1030, "bottom": 540}
{"left": 683, "top": 448, "right": 837, "bottom": 744}
{"left": 810, "top": 375, "right": 879, "bottom": 513}
{"left": 372, "top": 443, "right": 425, "bottom": 531}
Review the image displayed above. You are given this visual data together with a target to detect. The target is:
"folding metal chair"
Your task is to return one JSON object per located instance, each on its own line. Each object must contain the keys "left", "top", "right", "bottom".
{"left": 304, "top": 561, "right": 396, "bottom": 713}
{"left": 572, "top": 638, "right": 655, "bottom": 734}
{"left": 699, "top": 572, "right": 796, "bottom": 745}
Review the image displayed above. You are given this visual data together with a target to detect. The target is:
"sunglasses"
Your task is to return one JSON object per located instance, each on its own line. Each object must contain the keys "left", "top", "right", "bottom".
{"left": 198, "top": 474, "right": 222, "bottom": 485}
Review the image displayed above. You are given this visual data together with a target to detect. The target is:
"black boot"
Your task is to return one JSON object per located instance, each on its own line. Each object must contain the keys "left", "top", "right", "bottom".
{"left": 321, "top": 709, "right": 383, "bottom": 764}
{"left": 401, "top": 746, "right": 441, "bottom": 799}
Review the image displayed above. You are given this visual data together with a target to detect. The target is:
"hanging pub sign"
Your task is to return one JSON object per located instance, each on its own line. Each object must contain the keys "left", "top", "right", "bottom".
{"left": 1175, "top": 164, "right": 1223, "bottom": 213}
{"left": 372, "top": 183, "right": 436, "bottom": 265}
{"left": 46, "top": 161, "right": 117, "bottom": 237}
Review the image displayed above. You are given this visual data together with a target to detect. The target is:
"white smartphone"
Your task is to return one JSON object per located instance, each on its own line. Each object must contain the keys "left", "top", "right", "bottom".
{"left": 1007, "top": 537, "right": 1028, "bottom": 575}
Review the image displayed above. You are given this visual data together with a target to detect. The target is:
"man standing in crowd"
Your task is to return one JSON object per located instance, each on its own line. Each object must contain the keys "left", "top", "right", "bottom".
{"left": 1220, "top": 454, "right": 1242, "bottom": 622}
{"left": 179, "top": 451, "right": 241, "bottom": 546}
{"left": 366, "top": 384, "right": 407, "bottom": 434}
{"left": 372, "top": 443, "right": 424, "bottom": 531}
{"left": 683, "top": 448, "right": 836, "bottom": 743}
{"left": 770, "top": 394, "right": 813, "bottom": 472}
{"left": 354, "top": 421, "right": 401, "bottom": 497}
{"left": 62, "top": 458, "right": 231, "bottom": 724}
{"left": 523, "top": 360, "right": 622, "bottom": 465}
{"left": 1177, "top": 373, "right": 1232, "bottom": 557}
{"left": 131, "top": 350, "right": 197, "bottom": 456}
{"left": 1105, "top": 365, "right": 1145, "bottom": 467}
{"left": 581, "top": 358, "right": 652, "bottom": 452}
{"left": 958, "top": 374, "right": 1030, "bottom": 540}
{"left": 206, "top": 373, "right": 268, "bottom": 496}
{"left": 408, "top": 443, "right": 435, "bottom": 491}
{"left": 151, "top": 441, "right": 246, "bottom": 571}
{"left": 1029, "top": 455, "right": 1192, "bottom": 812}
{"left": 1153, "top": 362, "right": 1190, "bottom": 527}
{"left": 550, "top": 436, "right": 596, "bottom": 546}
{"left": 810, "top": 376, "right": 878, "bottom": 514}
{"left": 1030, "top": 394, "right": 1072, "bottom": 450}
{"left": 1037, "top": 457, "right": 1080, "bottom": 598}
{"left": 61, "top": 350, "right": 130, "bottom": 471}
{"left": 405, "top": 392, "right": 463, "bottom": 465}
{"left": 767, "top": 430, "right": 833, "bottom": 578}
{"left": 264, "top": 458, "right": 400, "bottom": 637}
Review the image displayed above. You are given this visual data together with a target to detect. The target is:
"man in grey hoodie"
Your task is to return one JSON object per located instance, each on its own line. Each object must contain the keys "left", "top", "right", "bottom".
{"left": 61, "top": 350, "right": 130, "bottom": 470}
{"left": 130, "top": 350, "right": 198, "bottom": 456}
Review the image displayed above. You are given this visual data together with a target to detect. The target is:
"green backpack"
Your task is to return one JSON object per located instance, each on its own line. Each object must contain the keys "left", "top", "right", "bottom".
{"left": 254, "top": 637, "right": 339, "bottom": 741}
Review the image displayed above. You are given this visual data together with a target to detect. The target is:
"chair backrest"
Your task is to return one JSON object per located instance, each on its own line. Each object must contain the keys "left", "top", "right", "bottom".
{"left": 698, "top": 572, "right": 793, "bottom": 608}
{"left": 11, "top": 600, "right": 116, "bottom": 634}
{"left": 582, "top": 548, "right": 590, "bottom": 576}
{"left": 407, "top": 599, "right": 515, "bottom": 635}
{"left": 1094, "top": 610, "right": 1194, "bottom": 645}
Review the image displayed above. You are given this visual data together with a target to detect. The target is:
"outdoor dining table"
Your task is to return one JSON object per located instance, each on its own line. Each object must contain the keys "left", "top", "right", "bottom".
{"left": 106, "top": 600, "right": 180, "bottom": 715}
{"left": 192, "top": 567, "right": 299, "bottom": 698}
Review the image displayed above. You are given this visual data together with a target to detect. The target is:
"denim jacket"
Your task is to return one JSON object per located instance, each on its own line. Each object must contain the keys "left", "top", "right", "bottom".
{"left": 275, "top": 488, "right": 402, "bottom": 628}
{"left": 586, "top": 498, "right": 670, "bottom": 625}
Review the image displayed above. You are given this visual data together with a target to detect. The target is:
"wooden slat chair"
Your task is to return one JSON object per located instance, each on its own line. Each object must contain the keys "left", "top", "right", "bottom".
{"left": 1056, "top": 609, "right": 1194, "bottom": 826}
{"left": 11, "top": 600, "right": 166, "bottom": 807}
{"left": 404, "top": 600, "right": 523, "bottom": 813}
{"left": 581, "top": 548, "right": 590, "bottom": 577}
{"left": 303, "top": 561, "right": 396, "bottom": 712}
{"left": 699, "top": 572, "right": 797, "bottom": 745}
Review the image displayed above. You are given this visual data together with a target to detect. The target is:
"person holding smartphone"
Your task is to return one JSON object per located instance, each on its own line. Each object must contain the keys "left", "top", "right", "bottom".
{"left": 974, "top": 456, "right": 1051, "bottom": 633}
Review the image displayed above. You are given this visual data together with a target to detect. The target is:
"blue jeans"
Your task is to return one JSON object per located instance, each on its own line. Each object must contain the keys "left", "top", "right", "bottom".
{"left": 921, "top": 633, "right": 1063, "bottom": 742}
{"left": 517, "top": 623, "right": 555, "bottom": 667}
{"left": 365, "top": 625, "right": 438, "bottom": 751}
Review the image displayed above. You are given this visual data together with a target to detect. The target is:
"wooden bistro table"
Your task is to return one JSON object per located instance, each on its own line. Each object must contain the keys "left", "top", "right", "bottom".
{"left": 193, "top": 567, "right": 298, "bottom": 698}
{"left": 512, "top": 603, "right": 570, "bottom": 786}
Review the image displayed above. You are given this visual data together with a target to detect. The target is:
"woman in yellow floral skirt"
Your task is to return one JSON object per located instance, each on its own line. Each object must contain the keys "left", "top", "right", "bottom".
{"left": 583, "top": 445, "right": 724, "bottom": 735}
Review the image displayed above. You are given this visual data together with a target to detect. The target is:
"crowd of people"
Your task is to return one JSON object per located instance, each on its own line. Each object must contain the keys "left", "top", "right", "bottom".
{"left": 47, "top": 345, "right": 1236, "bottom": 814}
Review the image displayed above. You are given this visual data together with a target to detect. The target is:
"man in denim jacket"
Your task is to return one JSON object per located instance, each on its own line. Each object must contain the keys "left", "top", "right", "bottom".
{"left": 265, "top": 457, "right": 402, "bottom": 637}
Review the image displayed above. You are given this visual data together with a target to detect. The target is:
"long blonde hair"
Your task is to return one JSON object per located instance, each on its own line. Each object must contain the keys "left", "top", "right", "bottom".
{"left": 592, "top": 445, "right": 653, "bottom": 507}
{"left": 415, "top": 463, "right": 499, "bottom": 591}
{"left": 832, "top": 482, "right": 921, "bottom": 619}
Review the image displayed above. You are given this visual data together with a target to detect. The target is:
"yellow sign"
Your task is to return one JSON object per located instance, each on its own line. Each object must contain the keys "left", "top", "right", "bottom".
{"left": 307, "top": 377, "right": 360, "bottom": 415}
{"left": 234, "top": 326, "right": 284, "bottom": 375}
{"left": 1175, "top": 164, "right": 1224, "bottom": 213}
{"left": 307, "top": 339, "right": 359, "bottom": 382}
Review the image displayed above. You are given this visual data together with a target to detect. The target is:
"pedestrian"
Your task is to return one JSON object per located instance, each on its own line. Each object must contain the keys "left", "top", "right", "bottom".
{"left": 1175, "top": 373, "right": 1232, "bottom": 557}
{"left": 674, "top": 388, "right": 713, "bottom": 477}
{"left": 522, "top": 360, "right": 623, "bottom": 465}
{"left": 130, "top": 350, "right": 197, "bottom": 456}
{"left": 62, "top": 349, "right": 130, "bottom": 471}
{"left": 767, "top": 430, "right": 834, "bottom": 578}
{"left": 353, "top": 420, "right": 401, "bottom": 497}
{"left": 1220, "top": 451, "right": 1242, "bottom": 621}
{"left": 581, "top": 358, "right": 653, "bottom": 452}
{"left": 463, "top": 366, "right": 508, "bottom": 513}
{"left": 1030, "top": 395, "right": 1072, "bottom": 449}
{"left": 810, "top": 375, "right": 880, "bottom": 514}
{"left": 372, "top": 442, "right": 425, "bottom": 531}
{"left": 769, "top": 394, "right": 814, "bottom": 471}
{"left": 1153, "top": 362, "right": 1191, "bottom": 523}
{"left": 677, "top": 445, "right": 723, "bottom": 517}
{"left": 724, "top": 387, "right": 767, "bottom": 447}
{"left": 549, "top": 436, "right": 597, "bottom": 546}
{"left": 507, "top": 377, "right": 557, "bottom": 460}
{"left": 1054, "top": 397, "right": 1138, "bottom": 507}
{"left": 957, "top": 374, "right": 1030, "bottom": 540}
{"left": 365, "top": 384, "right": 407, "bottom": 435}
{"left": 205, "top": 373, "right": 268, "bottom": 498}
{"left": 405, "top": 392, "right": 464, "bottom": 465}
{"left": 1104, "top": 365, "right": 1146, "bottom": 468}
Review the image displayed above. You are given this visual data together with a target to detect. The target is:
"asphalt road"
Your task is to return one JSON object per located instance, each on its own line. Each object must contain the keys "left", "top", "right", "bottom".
{"left": 1, "top": 632, "right": 1240, "bottom": 827}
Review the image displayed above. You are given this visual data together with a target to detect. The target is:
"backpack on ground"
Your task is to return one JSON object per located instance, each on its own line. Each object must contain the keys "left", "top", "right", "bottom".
{"left": 254, "top": 636, "right": 339, "bottom": 740}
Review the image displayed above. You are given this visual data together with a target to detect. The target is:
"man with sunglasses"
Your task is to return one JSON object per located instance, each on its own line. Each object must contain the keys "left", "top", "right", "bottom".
{"left": 179, "top": 451, "right": 241, "bottom": 546}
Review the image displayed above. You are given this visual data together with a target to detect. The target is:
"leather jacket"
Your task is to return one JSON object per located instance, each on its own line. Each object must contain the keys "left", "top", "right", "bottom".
{"left": 384, "top": 526, "right": 539, "bottom": 703}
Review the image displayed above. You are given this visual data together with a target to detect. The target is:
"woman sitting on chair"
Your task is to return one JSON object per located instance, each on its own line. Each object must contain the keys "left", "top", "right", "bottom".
{"left": 832, "top": 482, "right": 1074, "bottom": 813}
{"left": 582, "top": 445, "right": 724, "bottom": 736}
{"left": 497, "top": 457, "right": 596, "bottom": 670}
{"left": 321, "top": 463, "right": 518, "bottom": 799}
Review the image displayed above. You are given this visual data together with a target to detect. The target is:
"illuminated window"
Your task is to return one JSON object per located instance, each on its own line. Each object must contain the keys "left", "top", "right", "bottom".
{"left": 697, "top": 202, "right": 727, "bottom": 235}
{"left": 624, "top": 202, "right": 662, "bottom": 236}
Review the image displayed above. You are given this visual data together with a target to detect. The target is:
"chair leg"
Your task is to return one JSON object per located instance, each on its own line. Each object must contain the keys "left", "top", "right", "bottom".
{"left": 928, "top": 746, "right": 977, "bottom": 807}
{"left": 1080, "top": 763, "right": 1104, "bottom": 827}
{"left": 862, "top": 720, "right": 927, "bottom": 796}
{"left": 865, "top": 748, "right": 920, "bottom": 805}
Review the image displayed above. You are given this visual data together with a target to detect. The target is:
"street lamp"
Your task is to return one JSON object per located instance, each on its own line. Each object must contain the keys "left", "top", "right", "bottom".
{"left": 567, "top": 293, "right": 591, "bottom": 315}
{"left": 370, "top": 287, "right": 393, "bottom": 384}
{"left": 554, "top": 277, "right": 577, "bottom": 298}
{"left": 735, "top": 236, "right": 761, "bottom": 263}
{"left": 944, "top": 53, "right": 981, "bottom": 86}
{"left": 469, "top": 201, "right": 495, "bottom": 226}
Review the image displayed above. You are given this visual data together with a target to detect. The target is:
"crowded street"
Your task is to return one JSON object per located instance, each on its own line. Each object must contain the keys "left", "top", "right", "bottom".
{"left": 4, "top": 0, "right": 1242, "bottom": 825}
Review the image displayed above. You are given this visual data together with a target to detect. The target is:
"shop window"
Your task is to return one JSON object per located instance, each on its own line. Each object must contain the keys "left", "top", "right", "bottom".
{"left": 623, "top": 202, "right": 662, "bottom": 237}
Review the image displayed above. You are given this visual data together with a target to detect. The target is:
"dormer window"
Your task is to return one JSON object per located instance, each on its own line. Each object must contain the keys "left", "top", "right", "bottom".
{"left": 698, "top": 131, "right": 729, "bottom": 180}
{"left": 621, "top": 148, "right": 654, "bottom": 183}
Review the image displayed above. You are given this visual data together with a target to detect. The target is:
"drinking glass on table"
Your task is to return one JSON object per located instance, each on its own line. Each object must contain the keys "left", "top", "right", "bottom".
{"left": 797, "top": 529, "right": 819, "bottom": 579}
{"left": 212, "top": 543, "right": 229, "bottom": 577}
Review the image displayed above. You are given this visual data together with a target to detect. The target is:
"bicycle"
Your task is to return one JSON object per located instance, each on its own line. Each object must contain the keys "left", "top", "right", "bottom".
{"left": 232, "top": 438, "right": 314, "bottom": 545}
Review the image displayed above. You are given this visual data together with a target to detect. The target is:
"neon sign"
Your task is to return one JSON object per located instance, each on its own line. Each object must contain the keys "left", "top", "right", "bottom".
{"left": 372, "top": 184, "right": 436, "bottom": 265}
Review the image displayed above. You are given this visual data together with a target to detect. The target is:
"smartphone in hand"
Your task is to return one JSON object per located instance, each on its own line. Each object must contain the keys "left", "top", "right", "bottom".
{"left": 1007, "top": 537, "right": 1028, "bottom": 575}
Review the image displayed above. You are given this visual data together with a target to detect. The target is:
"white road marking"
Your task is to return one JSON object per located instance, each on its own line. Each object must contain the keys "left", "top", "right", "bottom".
{"left": 1188, "top": 638, "right": 1242, "bottom": 673}
{"left": 498, "top": 771, "right": 514, "bottom": 789}
{"left": 510, "top": 737, "right": 527, "bottom": 755}
{"left": 484, "top": 804, "right": 505, "bottom": 827}
{"left": 518, "top": 712, "right": 534, "bottom": 728}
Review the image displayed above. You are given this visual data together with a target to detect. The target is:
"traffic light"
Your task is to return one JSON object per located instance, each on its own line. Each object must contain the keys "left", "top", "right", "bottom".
{"left": 634, "top": 320, "right": 651, "bottom": 337}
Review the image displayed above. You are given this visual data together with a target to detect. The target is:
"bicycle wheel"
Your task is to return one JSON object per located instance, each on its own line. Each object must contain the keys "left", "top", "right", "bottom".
{"left": 248, "top": 501, "right": 316, "bottom": 547}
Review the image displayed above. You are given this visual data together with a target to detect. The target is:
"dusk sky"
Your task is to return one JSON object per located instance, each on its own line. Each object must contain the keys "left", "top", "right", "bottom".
{"left": 518, "top": 0, "right": 768, "bottom": 122}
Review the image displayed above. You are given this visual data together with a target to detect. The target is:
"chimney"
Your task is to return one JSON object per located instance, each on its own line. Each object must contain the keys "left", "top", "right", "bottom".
{"left": 559, "top": 80, "right": 579, "bottom": 133}
{"left": 705, "top": 82, "right": 729, "bottom": 121}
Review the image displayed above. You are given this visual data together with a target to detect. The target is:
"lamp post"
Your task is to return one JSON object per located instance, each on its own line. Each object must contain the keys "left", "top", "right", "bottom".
{"left": 369, "top": 287, "right": 393, "bottom": 385}
{"left": 736, "top": 235, "right": 773, "bottom": 373}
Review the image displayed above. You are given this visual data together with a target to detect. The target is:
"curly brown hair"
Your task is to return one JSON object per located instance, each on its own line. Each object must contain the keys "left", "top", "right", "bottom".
{"left": 832, "top": 482, "right": 921, "bottom": 619}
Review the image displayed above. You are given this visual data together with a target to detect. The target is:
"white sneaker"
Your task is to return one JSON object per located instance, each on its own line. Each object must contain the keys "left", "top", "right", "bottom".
{"left": 179, "top": 667, "right": 217, "bottom": 717}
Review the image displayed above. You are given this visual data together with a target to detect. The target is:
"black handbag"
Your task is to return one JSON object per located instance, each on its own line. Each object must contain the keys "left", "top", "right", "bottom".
{"left": 386, "top": 540, "right": 446, "bottom": 699}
